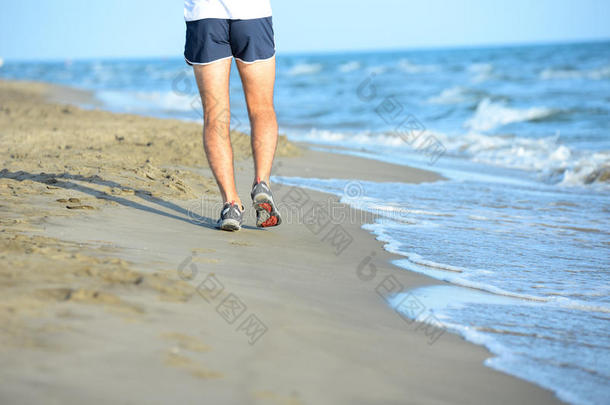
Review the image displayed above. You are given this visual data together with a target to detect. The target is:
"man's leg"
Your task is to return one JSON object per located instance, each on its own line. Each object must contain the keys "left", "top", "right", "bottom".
{"left": 193, "top": 59, "right": 242, "bottom": 207}
{"left": 235, "top": 57, "right": 278, "bottom": 186}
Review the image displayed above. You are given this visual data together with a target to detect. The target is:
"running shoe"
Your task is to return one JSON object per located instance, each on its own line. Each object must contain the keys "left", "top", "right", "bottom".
{"left": 251, "top": 178, "right": 282, "bottom": 228}
{"left": 217, "top": 201, "right": 244, "bottom": 231}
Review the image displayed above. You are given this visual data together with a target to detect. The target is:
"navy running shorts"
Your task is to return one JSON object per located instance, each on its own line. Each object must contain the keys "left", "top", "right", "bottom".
{"left": 184, "top": 17, "right": 275, "bottom": 65}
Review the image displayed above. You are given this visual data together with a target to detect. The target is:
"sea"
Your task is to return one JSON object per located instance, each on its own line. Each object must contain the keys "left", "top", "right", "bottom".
{"left": 1, "top": 40, "right": 609, "bottom": 404}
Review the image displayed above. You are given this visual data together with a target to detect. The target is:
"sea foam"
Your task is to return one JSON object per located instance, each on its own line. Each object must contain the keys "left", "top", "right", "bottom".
{"left": 465, "top": 98, "right": 557, "bottom": 131}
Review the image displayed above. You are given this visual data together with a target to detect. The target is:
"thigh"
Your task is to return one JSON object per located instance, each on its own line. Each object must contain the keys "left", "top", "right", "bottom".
{"left": 193, "top": 57, "right": 232, "bottom": 121}
{"left": 235, "top": 56, "right": 276, "bottom": 113}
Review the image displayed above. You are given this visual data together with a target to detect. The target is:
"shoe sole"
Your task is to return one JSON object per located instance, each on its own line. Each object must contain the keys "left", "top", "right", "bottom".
{"left": 252, "top": 192, "right": 282, "bottom": 228}
{"left": 218, "top": 218, "right": 241, "bottom": 231}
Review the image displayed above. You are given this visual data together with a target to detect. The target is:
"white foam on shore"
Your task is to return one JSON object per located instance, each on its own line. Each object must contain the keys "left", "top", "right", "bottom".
{"left": 274, "top": 175, "right": 610, "bottom": 315}
{"left": 287, "top": 128, "right": 610, "bottom": 187}
{"left": 273, "top": 174, "right": 609, "bottom": 405}
{"left": 394, "top": 285, "right": 602, "bottom": 405}
{"left": 558, "top": 151, "right": 610, "bottom": 186}
{"left": 390, "top": 255, "right": 610, "bottom": 314}
{"left": 360, "top": 218, "right": 610, "bottom": 314}
{"left": 436, "top": 131, "right": 570, "bottom": 171}
{"left": 435, "top": 131, "right": 610, "bottom": 187}
{"left": 436, "top": 313, "right": 587, "bottom": 405}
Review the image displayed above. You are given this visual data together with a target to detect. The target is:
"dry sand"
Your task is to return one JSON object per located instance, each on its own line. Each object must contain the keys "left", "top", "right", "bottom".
{"left": 0, "top": 80, "right": 563, "bottom": 404}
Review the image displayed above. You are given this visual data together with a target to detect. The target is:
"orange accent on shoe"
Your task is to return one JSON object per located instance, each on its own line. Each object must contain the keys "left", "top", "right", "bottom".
{"left": 258, "top": 203, "right": 277, "bottom": 227}
{"left": 262, "top": 216, "right": 278, "bottom": 227}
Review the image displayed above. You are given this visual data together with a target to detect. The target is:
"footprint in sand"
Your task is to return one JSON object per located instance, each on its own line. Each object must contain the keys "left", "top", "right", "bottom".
{"left": 190, "top": 248, "right": 219, "bottom": 264}
{"left": 161, "top": 332, "right": 211, "bottom": 352}
{"left": 161, "top": 332, "right": 221, "bottom": 379}
{"left": 253, "top": 391, "right": 305, "bottom": 405}
{"left": 110, "top": 187, "right": 135, "bottom": 196}
{"left": 34, "top": 287, "right": 144, "bottom": 315}
{"left": 191, "top": 247, "right": 216, "bottom": 254}
{"left": 164, "top": 350, "right": 223, "bottom": 379}
{"left": 193, "top": 257, "right": 220, "bottom": 264}
{"left": 230, "top": 240, "right": 252, "bottom": 247}
{"left": 56, "top": 197, "right": 94, "bottom": 209}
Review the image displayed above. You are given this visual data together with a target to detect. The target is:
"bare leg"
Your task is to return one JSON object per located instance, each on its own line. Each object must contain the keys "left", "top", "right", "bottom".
{"left": 193, "top": 59, "right": 242, "bottom": 207}
{"left": 235, "top": 57, "right": 278, "bottom": 186}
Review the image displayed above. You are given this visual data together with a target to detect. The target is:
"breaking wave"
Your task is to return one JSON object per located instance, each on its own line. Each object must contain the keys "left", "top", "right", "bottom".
{"left": 465, "top": 98, "right": 558, "bottom": 131}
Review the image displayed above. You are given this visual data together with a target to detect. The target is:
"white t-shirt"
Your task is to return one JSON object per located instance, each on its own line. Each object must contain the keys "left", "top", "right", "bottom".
{"left": 184, "top": 0, "right": 272, "bottom": 21}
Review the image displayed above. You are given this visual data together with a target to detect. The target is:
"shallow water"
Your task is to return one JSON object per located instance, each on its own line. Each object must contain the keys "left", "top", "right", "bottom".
{"left": 273, "top": 174, "right": 609, "bottom": 405}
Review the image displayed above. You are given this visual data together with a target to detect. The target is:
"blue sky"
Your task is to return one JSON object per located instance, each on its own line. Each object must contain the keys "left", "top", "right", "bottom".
{"left": 1, "top": 0, "right": 609, "bottom": 60}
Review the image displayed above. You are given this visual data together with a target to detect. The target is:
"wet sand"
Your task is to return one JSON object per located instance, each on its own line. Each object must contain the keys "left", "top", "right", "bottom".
{"left": 0, "top": 80, "right": 562, "bottom": 404}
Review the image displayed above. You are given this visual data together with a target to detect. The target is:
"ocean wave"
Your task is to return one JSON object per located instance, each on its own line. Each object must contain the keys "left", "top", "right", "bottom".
{"left": 465, "top": 98, "right": 558, "bottom": 131}
{"left": 398, "top": 59, "right": 439, "bottom": 74}
{"left": 435, "top": 131, "right": 610, "bottom": 186}
{"left": 389, "top": 283, "right": 610, "bottom": 402}
{"left": 289, "top": 128, "right": 610, "bottom": 187}
{"left": 290, "top": 128, "right": 406, "bottom": 148}
{"left": 273, "top": 174, "right": 609, "bottom": 404}
{"left": 468, "top": 62, "right": 494, "bottom": 83}
{"left": 367, "top": 65, "right": 388, "bottom": 75}
{"left": 557, "top": 152, "right": 610, "bottom": 186}
{"left": 394, "top": 257, "right": 551, "bottom": 303}
{"left": 541, "top": 65, "right": 610, "bottom": 80}
{"left": 390, "top": 256, "right": 610, "bottom": 314}
{"left": 438, "top": 132, "right": 571, "bottom": 171}
{"left": 398, "top": 252, "right": 466, "bottom": 273}
{"left": 427, "top": 86, "right": 487, "bottom": 105}
{"left": 360, "top": 221, "right": 610, "bottom": 313}
{"left": 288, "top": 63, "right": 323, "bottom": 76}
{"left": 367, "top": 204, "right": 453, "bottom": 218}
{"left": 424, "top": 318, "right": 592, "bottom": 405}
{"left": 338, "top": 61, "right": 361, "bottom": 73}
{"left": 96, "top": 90, "right": 200, "bottom": 114}
{"left": 428, "top": 86, "right": 469, "bottom": 104}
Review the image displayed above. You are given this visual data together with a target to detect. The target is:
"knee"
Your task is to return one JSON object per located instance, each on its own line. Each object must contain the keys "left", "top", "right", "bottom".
{"left": 203, "top": 112, "right": 231, "bottom": 143}
{"left": 204, "top": 106, "right": 230, "bottom": 128}
{"left": 247, "top": 105, "right": 276, "bottom": 122}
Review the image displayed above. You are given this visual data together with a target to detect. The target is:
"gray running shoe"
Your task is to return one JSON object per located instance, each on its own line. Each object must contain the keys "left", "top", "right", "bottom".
{"left": 217, "top": 202, "right": 244, "bottom": 231}
{"left": 251, "top": 179, "right": 282, "bottom": 228}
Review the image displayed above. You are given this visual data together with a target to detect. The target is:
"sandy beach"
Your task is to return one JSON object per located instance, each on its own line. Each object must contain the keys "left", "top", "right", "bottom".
{"left": 0, "top": 80, "right": 563, "bottom": 404}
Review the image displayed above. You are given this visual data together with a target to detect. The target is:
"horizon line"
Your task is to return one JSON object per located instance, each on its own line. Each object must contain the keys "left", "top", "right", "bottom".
{"left": 1, "top": 37, "right": 608, "bottom": 63}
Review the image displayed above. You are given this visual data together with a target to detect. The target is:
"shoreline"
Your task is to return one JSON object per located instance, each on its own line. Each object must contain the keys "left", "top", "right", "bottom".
{"left": 0, "top": 80, "right": 562, "bottom": 404}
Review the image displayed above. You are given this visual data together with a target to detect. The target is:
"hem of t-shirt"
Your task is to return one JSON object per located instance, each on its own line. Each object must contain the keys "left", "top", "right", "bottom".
{"left": 185, "top": 13, "right": 272, "bottom": 22}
